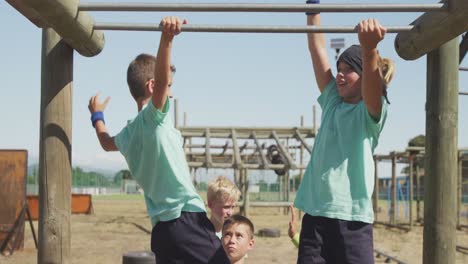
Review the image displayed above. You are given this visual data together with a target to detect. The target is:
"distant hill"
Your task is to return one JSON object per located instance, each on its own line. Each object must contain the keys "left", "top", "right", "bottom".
{"left": 27, "top": 163, "right": 118, "bottom": 179}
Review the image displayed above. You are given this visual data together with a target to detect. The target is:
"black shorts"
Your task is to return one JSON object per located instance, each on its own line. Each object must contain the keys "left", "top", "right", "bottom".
{"left": 151, "top": 212, "right": 229, "bottom": 264}
{"left": 297, "top": 214, "right": 374, "bottom": 264}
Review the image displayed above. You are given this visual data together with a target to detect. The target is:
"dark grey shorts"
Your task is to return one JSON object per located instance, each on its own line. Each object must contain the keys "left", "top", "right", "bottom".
{"left": 297, "top": 214, "right": 374, "bottom": 264}
{"left": 151, "top": 212, "right": 229, "bottom": 264}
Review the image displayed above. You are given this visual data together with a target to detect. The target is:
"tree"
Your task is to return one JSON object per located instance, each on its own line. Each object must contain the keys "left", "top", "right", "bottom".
{"left": 113, "top": 169, "right": 133, "bottom": 185}
{"left": 408, "top": 134, "right": 425, "bottom": 147}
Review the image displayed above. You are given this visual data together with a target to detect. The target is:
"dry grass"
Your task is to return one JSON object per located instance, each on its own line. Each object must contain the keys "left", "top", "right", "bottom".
{"left": 1, "top": 196, "right": 467, "bottom": 263}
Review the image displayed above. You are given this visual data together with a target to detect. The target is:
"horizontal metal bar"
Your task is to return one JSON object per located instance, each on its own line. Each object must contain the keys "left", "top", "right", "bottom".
{"left": 80, "top": 2, "right": 446, "bottom": 13}
{"left": 460, "top": 67, "right": 468, "bottom": 71}
{"left": 460, "top": 91, "right": 468, "bottom": 95}
{"left": 94, "top": 23, "right": 413, "bottom": 33}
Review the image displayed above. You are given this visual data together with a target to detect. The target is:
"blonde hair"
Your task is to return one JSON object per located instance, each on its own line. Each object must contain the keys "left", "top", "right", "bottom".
{"left": 379, "top": 57, "right": 395, "bottom": 87}
{"left": 207, "top": 176, "right": 241, "bottom": 203}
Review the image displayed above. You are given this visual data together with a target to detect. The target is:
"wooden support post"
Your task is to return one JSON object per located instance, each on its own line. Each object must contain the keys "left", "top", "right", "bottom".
{"left": 38, "top": 28, "right": 73, "bottom": 264}
{"left": 183, "top": 112, "right": 187, "bottom": 127}
{"left": 394, "top": 0, "right": 468, "bottom": 60}
{"left": 409, "top": 154, "right": 414, "bottom": 229}
{"left": 423, "top": 37, "right": 458, "bottom": 264}
{"left": 391, "top": 151, "right": 397, "bottom": 225}
{"left": 457, "top": 151, "right": 462, "bottom": 229}
{"left": 231, "top": 129, "right": 242, "bottom": 169}
{"left": 373, "top": 156, "right": 379, "bottom": 222}
{"left": 313, "top": 105, "right": 317, "bottom": 135}
{"left": 240, "top": 169, "right": 249, "bottom": 217}
{"left": 299, "top": 117, "right": 305, "bottom": 190}
{"left": 205, "top": 128, "right": 213, "bottom": 168}
{"left": 174, "top": 98, "right": 178, "bottom": 129}
{"left": 416, "top": 164, "right": 422, "bottom": 222}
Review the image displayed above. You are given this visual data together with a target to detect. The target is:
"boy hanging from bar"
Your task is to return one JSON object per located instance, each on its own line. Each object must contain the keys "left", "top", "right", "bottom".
{"left": 88, "top": 16, "right": 229, "bottom": 264}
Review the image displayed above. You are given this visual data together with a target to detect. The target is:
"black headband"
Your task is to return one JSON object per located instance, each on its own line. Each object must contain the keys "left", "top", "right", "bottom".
{"left": 337, "top": 45, "right": 362, "bottom": 76}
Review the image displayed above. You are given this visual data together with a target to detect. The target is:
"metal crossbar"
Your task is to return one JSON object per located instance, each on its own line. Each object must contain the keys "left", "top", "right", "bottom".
{"left": 79, "top": 2, "right": 446, "bottom": 13}
{"left": 94, "top": 23, "right": 413, "bottom": 33}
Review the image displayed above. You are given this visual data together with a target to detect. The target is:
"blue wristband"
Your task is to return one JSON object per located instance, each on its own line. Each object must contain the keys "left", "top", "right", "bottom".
{"left": 91, "top": 111, "right": 105, "bottom": 128}
{"left": 306, "top": 0, "right": 320, "bottom": 15}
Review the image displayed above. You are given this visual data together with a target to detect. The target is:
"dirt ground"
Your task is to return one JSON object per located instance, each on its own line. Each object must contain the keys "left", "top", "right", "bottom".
{"left": 1, "top": 197, "right": 467, "bottom": 264}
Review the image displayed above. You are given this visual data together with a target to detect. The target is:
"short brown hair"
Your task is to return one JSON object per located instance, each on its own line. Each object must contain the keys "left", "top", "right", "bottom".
{"left": 127, "top": 54, "right": 156, "bottom": 100}
{"left": 223, "top": 215, "right": 254, "bottom": 239}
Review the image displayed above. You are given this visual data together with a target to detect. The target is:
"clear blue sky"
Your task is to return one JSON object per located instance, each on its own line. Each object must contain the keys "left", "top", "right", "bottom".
{"left": 1, "top": 0, "right": 467, "bottom": 175}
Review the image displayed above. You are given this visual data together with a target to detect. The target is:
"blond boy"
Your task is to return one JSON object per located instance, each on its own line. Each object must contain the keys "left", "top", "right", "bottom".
{"left": 222, "top": 215, "right": 255, "bottom": 264}
{"left": 207, "top": 176, "right": 241, "bottom": 238}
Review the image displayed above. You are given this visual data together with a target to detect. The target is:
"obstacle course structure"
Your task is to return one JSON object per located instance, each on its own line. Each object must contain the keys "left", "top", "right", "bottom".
{"left": 5, "top": 1, "right": 468, "bottom": 263}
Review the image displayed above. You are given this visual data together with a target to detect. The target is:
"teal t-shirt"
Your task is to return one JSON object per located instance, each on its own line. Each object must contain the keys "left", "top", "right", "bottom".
{"left": 114, "top": 98, "right": 206, "bottom": 226}
{"left": 294, "top": 79, "right": 388, "bottom": 223}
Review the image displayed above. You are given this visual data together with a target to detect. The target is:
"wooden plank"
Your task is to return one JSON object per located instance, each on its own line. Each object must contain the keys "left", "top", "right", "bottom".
{"left": 395, "top": 0, "right": 468, "bottom": 60}
{"left": 390, "top": 152, "right": 397, "bottom": 225}
{"left": 251, "top": 131, "right": 269, "bottom": 169}
{"left": 231, "top": 129, "right": 243, "bottom": 169}
{"left": 271, "top": 131, "right": 297, "bottom": 170}
{"left": 13, "top": 0, "right": 105, "bottom": 57}
{"left": 294, "top": 128, "right": 312, "bottom": 154}
{"left": 180, "top": 126, "right": 315, "bottom": 139}
{"left": 0, "top": 150, "right": 27, "bottom": 254}
{"left": 204, "top": 128, "right": 213, "bottom": 168}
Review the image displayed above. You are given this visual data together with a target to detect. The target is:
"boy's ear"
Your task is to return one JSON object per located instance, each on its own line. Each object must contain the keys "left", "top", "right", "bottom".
{"left": 146, "top": 79, "right": 155, "bottom": 94}
{"left": 207, "top": 200, "right": 213, "bottom": 209}
{"left": 248, "top": 238, "right": 255, "bottom": 250}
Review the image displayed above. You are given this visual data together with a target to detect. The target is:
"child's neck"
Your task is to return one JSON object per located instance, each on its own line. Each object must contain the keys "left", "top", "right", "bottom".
{"left": 137, "top": 97, "right": 151, "bottom": 112}
{"left": 210, "top": 216, "right": 223, "bottom": 232}
{"left": 232, "top": 256, "right": 246, "bottom": 264}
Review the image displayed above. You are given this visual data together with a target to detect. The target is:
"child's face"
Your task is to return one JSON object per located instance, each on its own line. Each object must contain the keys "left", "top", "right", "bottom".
{"left": 222, "top": 223, "right": 254, "bottom": 263}
{"left": 209, "top": 198, "right": 236, "bottom": 227}
{"left": 336, "top": 62, "right": 362, "bottom": 103}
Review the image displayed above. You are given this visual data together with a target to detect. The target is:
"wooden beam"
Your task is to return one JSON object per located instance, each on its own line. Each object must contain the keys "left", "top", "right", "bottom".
{"left": 251, "top": 131, "right": 269, "bottom": 169}
{"left": 395, "top": 0, "right": 468, "bottom": 60}
{"left": 6, "top": 0, "right": 47, "bottom": 27}
{"left": 231, "top": 129, "right": 243, "bottom": 169}
{"left": 180, "top": 126, "right": 315, "bottom": 139}
{"left": 12, "top": 0, "right": 105, "bottom": 57}
{"left": 204, "top": 128, "right": 213, "bottom": 167}
{"left": 271, "top": 131, "right": 297, "bottom": 170}
{"left": 239, "top": 141, "right": 249, "bottom": 153}
{"left": 294, "top": 128, "right": 312, "bottom": 154}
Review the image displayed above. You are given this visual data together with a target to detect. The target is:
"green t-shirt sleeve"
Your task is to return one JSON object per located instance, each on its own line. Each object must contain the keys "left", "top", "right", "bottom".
{"left": 291, "top": 233, "right": 300, "bottom": 248}
{"left": 364, "top": 98, "right": 388, "bottom": 141}
{"left": 317, "top": 79, "right": 338, "bottom": 110}
{"left": 144, "top": 97, "right": 171, "bottom": 126}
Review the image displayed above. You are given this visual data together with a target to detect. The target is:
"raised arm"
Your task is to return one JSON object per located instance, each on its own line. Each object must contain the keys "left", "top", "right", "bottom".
{"left": 88, "top": 93, "right": 118, "bottom": 151}
{"left": 152, "top": 16, "right": 187, "bottom": 110}
{"left": 358, "top": 19, "right": 386, "bottom": 118}
{"left": 307, "top": 11, "right": 333, "bottom": 92}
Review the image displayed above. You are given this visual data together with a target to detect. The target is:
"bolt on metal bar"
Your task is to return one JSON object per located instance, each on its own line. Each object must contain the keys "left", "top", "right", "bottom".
{"left": 79, "top": 2, "right": 446, "bottom": 13}
{"left": 93, "top": 23, "right": 413, "bottom": 33}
